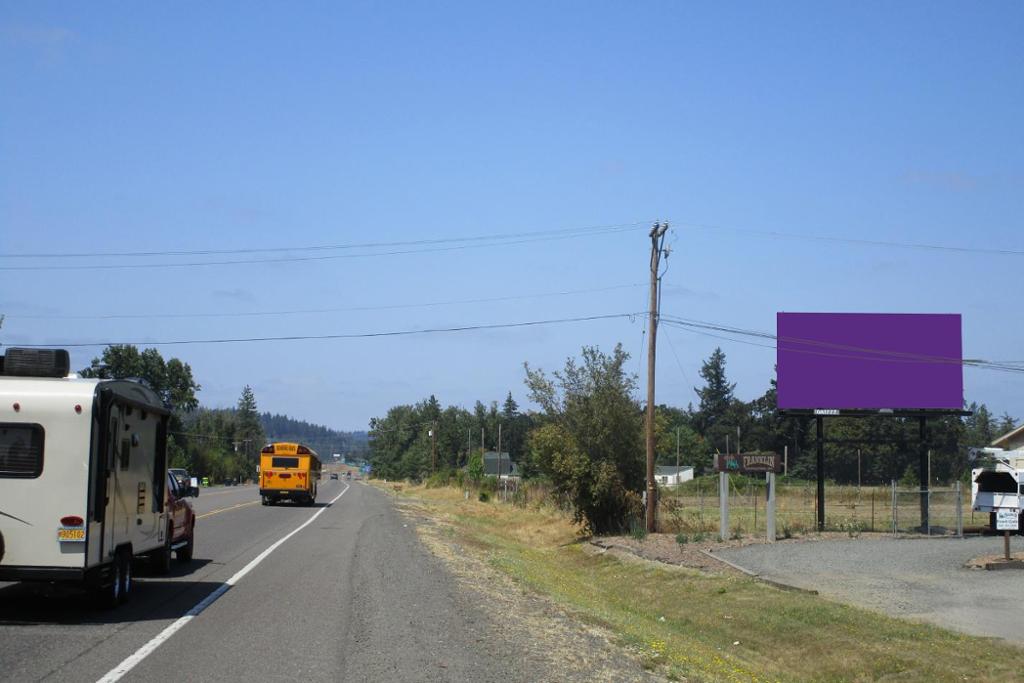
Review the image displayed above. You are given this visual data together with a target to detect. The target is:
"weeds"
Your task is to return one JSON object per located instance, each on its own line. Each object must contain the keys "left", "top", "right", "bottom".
{"left": 628, "top": 516, "right": 647, "bottom": 541}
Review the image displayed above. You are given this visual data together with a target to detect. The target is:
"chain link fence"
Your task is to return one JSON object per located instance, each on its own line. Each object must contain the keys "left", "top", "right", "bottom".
{"left": 657, "top": 477, "right": 965, "bottom": 539}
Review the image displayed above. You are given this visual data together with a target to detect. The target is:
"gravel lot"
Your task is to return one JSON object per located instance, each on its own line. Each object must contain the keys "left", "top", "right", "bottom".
{"left": 718, "top": 535, "right": 1024, "bottom": 642}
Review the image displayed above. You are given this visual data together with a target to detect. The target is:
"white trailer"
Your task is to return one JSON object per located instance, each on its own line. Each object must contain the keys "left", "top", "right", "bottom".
{"left": 0, "top": 348, "right": 177, "bottom": 605}
{"left": 971, "top": 447, "right": 1024, "bottom": 532}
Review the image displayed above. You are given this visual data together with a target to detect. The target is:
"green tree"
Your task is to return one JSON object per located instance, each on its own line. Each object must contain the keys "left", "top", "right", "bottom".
{"left": 996, "top": 412, "right": 1017, "bottom": 438}
{"left": 235, "top": 385, "right": 265, "bottom": 471}
{"left": 524, "top": 344, "right": 643, "bottom": 533}
{"left": 80, "top": 345, "right": 200, "bottom": 412}
{"left": 694, "top": 347, "right": 735, "bottom": 437}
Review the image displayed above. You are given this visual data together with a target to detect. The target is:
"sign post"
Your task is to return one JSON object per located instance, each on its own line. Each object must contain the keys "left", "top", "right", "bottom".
{"left": 996, "top": 509, "right": 1018, "bottom": 561}
{"left": 714, "top": 452, "right": 782, "bottom": 542}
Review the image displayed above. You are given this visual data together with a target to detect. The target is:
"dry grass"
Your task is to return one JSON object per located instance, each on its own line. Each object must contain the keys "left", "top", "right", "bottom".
{"left": 377, "top": 480, "right": 1023, "bottom": 683}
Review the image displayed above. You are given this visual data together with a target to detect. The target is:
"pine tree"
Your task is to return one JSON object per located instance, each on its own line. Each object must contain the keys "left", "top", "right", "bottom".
{"left": 694, "top": 347, "right": 736, "bottom": 433}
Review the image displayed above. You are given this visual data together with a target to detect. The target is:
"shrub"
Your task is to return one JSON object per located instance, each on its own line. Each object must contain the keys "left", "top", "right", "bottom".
{"left": 628, "top": 516, "right": 647, "bottom": 541}
{"left": 675, "top": 532, "right": 689, "bottom": 545}
{"left": 478, "top": 491, "right": 490, "bottom": 502}
{"left": 524, "top": 345, "right": 645, "bottom": 535}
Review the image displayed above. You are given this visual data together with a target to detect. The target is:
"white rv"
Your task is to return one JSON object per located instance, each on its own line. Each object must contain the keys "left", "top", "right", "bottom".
{"left": 971, "top": 447, "right": 1024, "bottom": 532}
{"left": 0, "top": 348, "right": 192, "bottom": 606}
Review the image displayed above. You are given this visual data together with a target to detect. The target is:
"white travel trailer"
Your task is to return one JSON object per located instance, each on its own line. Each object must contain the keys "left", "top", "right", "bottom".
{"left": 0, "top": 348, "right": 184, "bottom": 605}
{"left": 970, "top": 447, "right": 1024, "bottom": 532}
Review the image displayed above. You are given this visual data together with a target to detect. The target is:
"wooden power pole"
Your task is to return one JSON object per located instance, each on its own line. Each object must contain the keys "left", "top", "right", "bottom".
{"left": 645, "top": 220, "right": 670, "bottom": 532}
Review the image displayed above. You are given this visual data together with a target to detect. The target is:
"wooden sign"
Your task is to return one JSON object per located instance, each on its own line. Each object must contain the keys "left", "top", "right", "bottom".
{"left": 714, "top": 452, "right": 782, "bottom": 474}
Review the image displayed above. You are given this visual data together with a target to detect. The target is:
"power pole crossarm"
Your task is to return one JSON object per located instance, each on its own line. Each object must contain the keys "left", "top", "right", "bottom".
{"left": 645, "top": 220, "right": 670, "bottom": 533}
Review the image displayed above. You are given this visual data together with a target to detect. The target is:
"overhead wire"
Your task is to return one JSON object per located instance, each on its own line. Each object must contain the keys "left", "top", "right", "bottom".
{"left": 0, "top": 220, "right": 652, "bottom": 259}
{"left": 10, "top": 312, "right": 643, "bottom": 349}
{"left": 659, "top": 315, "right": 1024, "bottom": 375}
{"left": 674, "top": 221, "right": 1024, "bottom": 257}
{"left": 0, "top": 222, "right": 648, "bottom": 271}
{"left": 4, "top": 283, "right": 646, "bottom": 321}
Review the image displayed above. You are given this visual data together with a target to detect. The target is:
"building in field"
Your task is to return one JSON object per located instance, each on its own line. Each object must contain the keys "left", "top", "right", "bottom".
{"left": 482, "top": 450, "right": 518, "bottom": 478}
{"left": 992, "top": 424, "right": 1024, "bottom": 451}
{"left": 655, "top": 465, "right": 694, "bottom": 487}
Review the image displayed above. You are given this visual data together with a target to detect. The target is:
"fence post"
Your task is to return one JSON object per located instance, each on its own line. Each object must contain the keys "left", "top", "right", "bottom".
{"left": 871, "top": 488, "right": 875, "bottom": 532}
{"left": 766, "top": 472, "right": 776, "bottom": 543}
{"left": 719, "top": 472, "right": 729, "bottom": 541}
{"left": 956, "top": 481, "right": 963, "bottom": 538}
{"left": 891, "top": 480, "right": 898, "bottom": 536}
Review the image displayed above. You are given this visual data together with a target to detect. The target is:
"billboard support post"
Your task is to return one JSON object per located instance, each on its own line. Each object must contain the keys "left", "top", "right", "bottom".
{"left": 816, "top": 417, "right": 825, "bottom": 531}
{"left": 919, "top": 417, "right": 929, "bottom": 534}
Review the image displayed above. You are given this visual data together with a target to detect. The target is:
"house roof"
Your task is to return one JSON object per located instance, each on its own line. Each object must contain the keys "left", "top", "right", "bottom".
{"left": 655, "top": 466, "right": 693, "bottom": 476}
{"left": 993, "top": 424, "right": 1024, "bottom": 448}
{"left": 482, "top": 451, "right": 511, "bottom": 461}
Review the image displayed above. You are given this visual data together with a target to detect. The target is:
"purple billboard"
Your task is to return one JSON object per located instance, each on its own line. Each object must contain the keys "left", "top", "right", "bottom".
{"left": 777, "top": 313, "right": 963, "bottom": 410}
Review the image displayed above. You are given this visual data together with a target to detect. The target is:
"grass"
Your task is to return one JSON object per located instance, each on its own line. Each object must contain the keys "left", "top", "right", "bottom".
{"left": 380, "top": 481, "right": 1021, "bottom": 682}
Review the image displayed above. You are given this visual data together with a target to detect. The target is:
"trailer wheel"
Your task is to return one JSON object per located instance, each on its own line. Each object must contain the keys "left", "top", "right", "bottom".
{"left": 176, "top": 523, "right": 194, "bottom": 563}
{"left": 119, "top": 550, "right": 133, "bottom": 604}
{"left": 150, "top": 524, "right": 173, "bottom": 575}
{"left": 96, "top": 548, "right": 130, "bottom": 608}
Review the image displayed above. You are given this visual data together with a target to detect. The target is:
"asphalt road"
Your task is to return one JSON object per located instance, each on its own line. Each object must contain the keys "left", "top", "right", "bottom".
{"left": 718, "top": 535, "right": 1024, "bottom": 642}
{"left": 0, "top": 480, "right": 551, "bottom": 682}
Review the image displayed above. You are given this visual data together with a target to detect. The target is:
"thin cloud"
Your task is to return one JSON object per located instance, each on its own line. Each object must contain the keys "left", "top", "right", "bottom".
{"left": 0, "top": 25, "right": 74, "bottom": 64}
{"left": 212, "top": 288, "right": 257, "bottom": 303}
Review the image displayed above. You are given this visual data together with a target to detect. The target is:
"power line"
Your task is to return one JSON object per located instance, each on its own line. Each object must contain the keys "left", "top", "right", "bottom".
{"left": 660, "top": 315, "right": 1024, "bottom": 375}
{"left": 0, "top": 223, "right": 648, "bottom": 271}
{"left": 676, "top": 221, "right": 1024, "bottom": 257}
{"left": 0, "top": 221, "right": 650, "bottom": 259}
{"left": 5, "top": 283, "right": 645, "bottom": 321}
{"left": 10, "top": 312, "right": 641, "bottom": 349}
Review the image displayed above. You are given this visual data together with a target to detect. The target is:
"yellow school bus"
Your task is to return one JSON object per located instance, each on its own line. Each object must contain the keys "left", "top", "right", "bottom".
{"left": 259, "top": 442, "right": 321, "bottom": 506}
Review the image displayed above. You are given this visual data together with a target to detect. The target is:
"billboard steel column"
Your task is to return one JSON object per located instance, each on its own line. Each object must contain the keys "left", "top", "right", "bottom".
{"left": 816, "top": 416, "right": 825, "bottom": 531}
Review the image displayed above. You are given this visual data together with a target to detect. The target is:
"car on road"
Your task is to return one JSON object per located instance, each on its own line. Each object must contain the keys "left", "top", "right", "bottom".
{"left": 330, "top": 472, "right": 339, "bottom": 480}
{"left": 159, "top": 471, "right": 197, "bottom": 571}
{"left": 168, "top": 467, "right": 196, "bottom": 495}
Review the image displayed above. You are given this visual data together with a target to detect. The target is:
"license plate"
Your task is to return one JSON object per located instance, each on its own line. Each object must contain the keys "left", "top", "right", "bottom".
{"left": 57, "top": 528, "right": 86, "bottom": 542}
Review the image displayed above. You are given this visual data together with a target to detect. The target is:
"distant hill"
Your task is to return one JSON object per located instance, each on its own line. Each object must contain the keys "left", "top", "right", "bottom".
{"left": 259, "top": 412, "right": 369, "bottom": 460}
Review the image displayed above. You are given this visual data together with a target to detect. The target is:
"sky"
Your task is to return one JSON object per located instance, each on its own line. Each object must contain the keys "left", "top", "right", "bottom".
{"left": 1, "top": 2, "right": 1022, "bottom": 431}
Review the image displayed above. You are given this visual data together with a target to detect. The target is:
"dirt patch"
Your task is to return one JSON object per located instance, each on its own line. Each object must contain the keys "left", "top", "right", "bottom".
{"left": 392, "top": 496, "right": 666, "bottom": 683}
{"left": 593, "top": 530, "right": 895, "bottom": 576}
{"left": 965, "top": 551, "right": 1024, "bottom": 570}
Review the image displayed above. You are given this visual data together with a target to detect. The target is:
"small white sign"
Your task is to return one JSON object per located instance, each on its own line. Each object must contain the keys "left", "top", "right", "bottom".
{"left": 996, "top": 509, "right": 1019, "bottom": 531}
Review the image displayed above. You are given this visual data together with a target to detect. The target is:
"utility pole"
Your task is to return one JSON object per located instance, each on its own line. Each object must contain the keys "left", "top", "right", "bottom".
{"left": 497, "top": 423, "right": 502, "bottom": 476}
{"left": 645, "top": 220, "right": 670, "bottom": 533}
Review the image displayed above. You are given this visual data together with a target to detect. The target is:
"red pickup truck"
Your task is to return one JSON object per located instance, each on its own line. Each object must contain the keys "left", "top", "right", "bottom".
{"left": 148, "top": 471, "right": 197, "bottom": 574}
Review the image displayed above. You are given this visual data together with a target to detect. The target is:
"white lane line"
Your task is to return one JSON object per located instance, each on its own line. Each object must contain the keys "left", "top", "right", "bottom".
{"left": 96, "top": 482, "right": 351, "bottom": 683}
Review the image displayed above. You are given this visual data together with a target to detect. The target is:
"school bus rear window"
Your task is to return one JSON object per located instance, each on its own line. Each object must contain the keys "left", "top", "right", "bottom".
{"left": 0, "top": 424, "right": 44, "bottom": 478}
{"left": 272, "top": 456, "right": 299, "bottom": 468}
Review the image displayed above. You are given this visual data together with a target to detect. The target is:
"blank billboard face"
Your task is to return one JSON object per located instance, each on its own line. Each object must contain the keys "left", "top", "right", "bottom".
{"left": 777, "top": 313, "right": 963, "bottom": 410}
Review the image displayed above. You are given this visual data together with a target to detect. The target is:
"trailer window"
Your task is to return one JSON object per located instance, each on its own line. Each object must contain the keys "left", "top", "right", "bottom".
{"left": 272, "top": 456, "right": 299, "bottom": 469}
{"left": 0, "top": 424, "right": 44, "bottom": 478}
